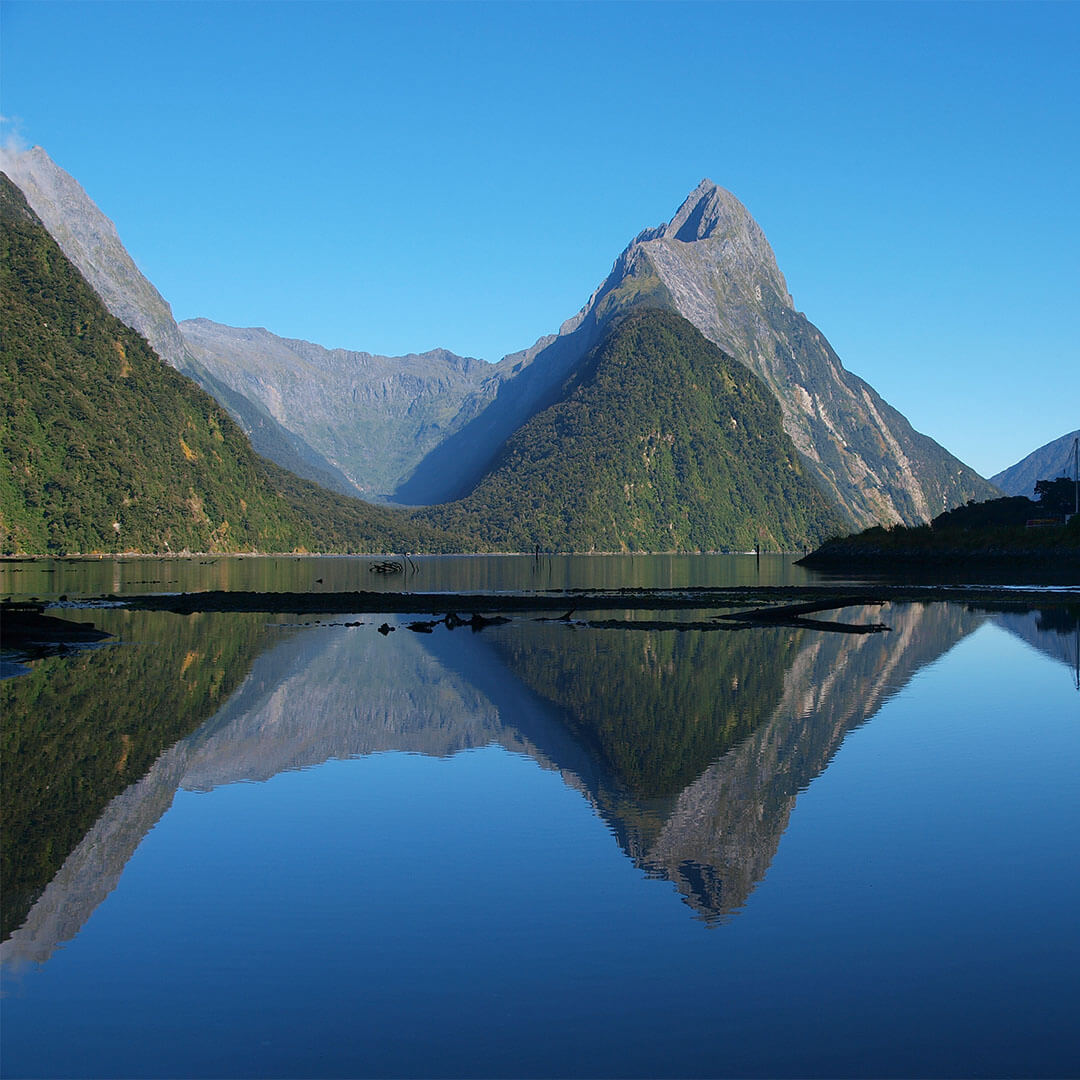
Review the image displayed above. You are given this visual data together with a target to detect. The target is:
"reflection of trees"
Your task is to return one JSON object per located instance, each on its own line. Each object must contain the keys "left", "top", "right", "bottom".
{"left": 486, "top": 620, "right": 808, "bottom": 800}
{"left": 0, "top": 611, "right": 283, "bottom": 939}
{"left": 3, "top": 601, "right": 989, "bottom": 964}
{"left": 487, "top": 603, "right": 985, "bottom": 921}
{"left": 1, "top": 620, "right": 514, "bottom": 967}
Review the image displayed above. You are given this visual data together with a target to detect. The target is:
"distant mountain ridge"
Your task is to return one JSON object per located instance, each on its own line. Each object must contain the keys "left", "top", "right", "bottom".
{"left": 179, "top": 318, "right": 495, "bottom": 498}
{"left": 989, "top": 430, "right": 1079, "bottom": 497}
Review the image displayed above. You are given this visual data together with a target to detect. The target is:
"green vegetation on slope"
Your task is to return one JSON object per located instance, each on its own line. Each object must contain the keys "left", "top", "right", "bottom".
{"left": 418, "top": 309, "right": 842, "bottom": 552}
{"left": 0, "top": 173, "right": 465, "bottom": 555}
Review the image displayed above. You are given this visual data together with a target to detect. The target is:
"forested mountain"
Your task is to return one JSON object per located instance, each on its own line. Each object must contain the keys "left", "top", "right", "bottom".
{"left": 0, "top": 174, "right": 464, "bottom": 555}
{"left": 0, "top": 145, "right": 360, "bottom": 497}
{"left": 4, "top": 148, "right": 1003, "bottom": 551}
{"left": 989, "top": 430, "right": 1079, "bottom": 497}
{"left": 417, "top": 310, "right": 841, "bottom": 552}
{"left": 401, "top": 181, "right": 997, "bottom": 525}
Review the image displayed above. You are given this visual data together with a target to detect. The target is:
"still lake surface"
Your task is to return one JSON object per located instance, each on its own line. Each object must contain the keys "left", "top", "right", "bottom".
{"left": 2, "top": 555, "right": 1078, "bottom": 1078}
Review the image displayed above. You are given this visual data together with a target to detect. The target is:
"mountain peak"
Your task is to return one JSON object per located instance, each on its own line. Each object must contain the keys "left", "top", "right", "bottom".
{"left": 662, "top": 179, "right": 751, "bottom": 243}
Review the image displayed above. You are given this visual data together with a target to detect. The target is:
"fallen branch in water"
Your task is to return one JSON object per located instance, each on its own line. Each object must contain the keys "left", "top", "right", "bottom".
{"left": 711, "top": 596, "right": 890, "bottom": 633}
{"left": 581, "top": 615, "right": 889, "bottom": 634}
{"left": 714, "top": 596, "right": 886, "bottom": 622}
{"left": 89, "top": 584, "right": 1079, "bottom": 617}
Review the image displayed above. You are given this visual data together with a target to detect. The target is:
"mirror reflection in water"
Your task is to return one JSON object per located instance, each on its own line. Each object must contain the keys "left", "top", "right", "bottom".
{"left": 2, "top": 586, "right": 1077, "bottom": 1078}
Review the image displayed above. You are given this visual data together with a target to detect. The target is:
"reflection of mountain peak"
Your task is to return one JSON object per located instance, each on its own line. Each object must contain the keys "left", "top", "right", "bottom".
{"left": 633, "top": 603, "right": 986, "bottom": 920}
{"left": 178, "top": 628, "right": 503, "bottom": 790}
{"left": 3, "top": 602, "right": 987, "bottom": 964}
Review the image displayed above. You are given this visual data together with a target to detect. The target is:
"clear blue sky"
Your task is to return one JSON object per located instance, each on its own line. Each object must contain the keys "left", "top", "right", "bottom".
{"left": 2, "top": 1, "right": 1077, "bottom": 479}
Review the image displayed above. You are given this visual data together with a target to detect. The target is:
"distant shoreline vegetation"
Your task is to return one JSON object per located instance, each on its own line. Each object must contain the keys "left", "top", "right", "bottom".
{"left": 800, "top": 481, "right": 1080, "bottom": 568}
{"left": 1, "top": 546, "right": 795, "bottom": 561}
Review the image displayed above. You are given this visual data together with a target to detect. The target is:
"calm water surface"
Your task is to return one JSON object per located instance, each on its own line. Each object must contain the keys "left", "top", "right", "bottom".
{"left": 0, "top": 552, "right": 818, "bottom": 600}
{"left": 2, "top": 558, "right": 1078, "bottom": 1078}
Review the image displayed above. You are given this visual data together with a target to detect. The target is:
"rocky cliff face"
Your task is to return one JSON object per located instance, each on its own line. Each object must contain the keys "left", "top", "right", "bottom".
{"left": 0, "top": 147, "right": 360, "bottom": 497}
{"left": 180, "top": 319, "right": 496, "bottom": 499}
{"left": 0, "top": 146, "right": 189, "bottom": 368}
{"left": 403, "top": 180, "right": 997, "bottom": 525}
{"left": 605, "top": 182, "right": 997, "bottom": 527}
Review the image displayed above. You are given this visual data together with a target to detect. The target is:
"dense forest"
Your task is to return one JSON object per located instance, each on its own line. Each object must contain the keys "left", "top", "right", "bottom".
{"left": 0, "top": 174, "right": 468, "bottom": 555}
{"left": 418, "top": 310, "right": 842, "bottom": 552}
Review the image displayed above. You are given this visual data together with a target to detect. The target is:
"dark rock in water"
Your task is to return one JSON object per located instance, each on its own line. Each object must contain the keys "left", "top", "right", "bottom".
{"left": 376, "top": 622, "right": 396, "bottom": 635}
{"left": 406, "top": 620, "right": 438, "bottom": 634}
{"left": 1, "top": 601, "right": 113, "bottom": 667}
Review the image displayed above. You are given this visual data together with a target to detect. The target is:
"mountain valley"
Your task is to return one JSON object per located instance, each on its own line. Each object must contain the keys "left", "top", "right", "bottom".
{"left": 2, "top": 146, "right": 1008, "bottom": 554}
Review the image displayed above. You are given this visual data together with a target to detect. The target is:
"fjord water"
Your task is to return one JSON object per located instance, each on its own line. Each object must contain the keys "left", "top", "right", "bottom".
{"left": 0, "top": 551, "right": 817, "bottom": 600}
{"left": 2, "top": 561, "right": 1078, "bottom": 1078}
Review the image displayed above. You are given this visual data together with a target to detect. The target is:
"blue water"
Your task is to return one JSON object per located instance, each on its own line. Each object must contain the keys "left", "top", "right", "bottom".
{"left": 2, "top": 600, "right": 1078, "bottom": 1077}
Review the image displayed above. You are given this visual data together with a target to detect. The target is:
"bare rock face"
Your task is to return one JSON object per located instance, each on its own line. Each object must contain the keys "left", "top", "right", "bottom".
{"left": 603, "top": 181, "right": 998, "bottom": 527}
{"left": 0, "top": 145, "right": 189, "bottom": 368}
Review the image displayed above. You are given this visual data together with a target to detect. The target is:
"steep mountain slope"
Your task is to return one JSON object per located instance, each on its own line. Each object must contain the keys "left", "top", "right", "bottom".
{"left": 401, "top": 181, "right": 997, "bottom": 527}
{"left": 989, "top": 430, "right": 1079, "bottom": 496}
{"left": 6, "top": 146, "right": 996, "bottom": 534}
{"left": 0, "top": 145, "right": 360, "bottom": 497}
{"left": 0, "top": 174, "right": 463, "bottom": 555}
{"left": 179, "top": 318, "right": 494, "bottom": 498}
{"left": 418, "top": 310, "right": 842, "bottom": 552}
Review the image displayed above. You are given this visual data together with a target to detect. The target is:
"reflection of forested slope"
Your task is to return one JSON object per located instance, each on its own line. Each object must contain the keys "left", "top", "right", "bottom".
{"left": 485, "top": 620, "right": 807, "bottom": 800}
{"left": 993, "top": 608, "right": 1080, "bottom": 676}
{"left": 0, "top": 611, "right": 283, "bottom": 940}
{"left": 1, "top": 619, "right": 522, "bottom": 967}
{"left": 636, "top": 603, "right": 985, "bottom": 919}
{"left": 3, "top": 602, "right": 989, "bottom": 962}
{"left": 486, "top": 602, "right": 985, "bottom": 920}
